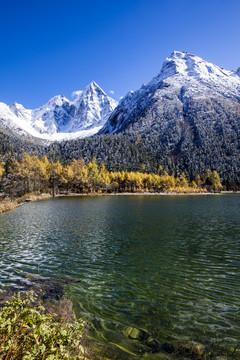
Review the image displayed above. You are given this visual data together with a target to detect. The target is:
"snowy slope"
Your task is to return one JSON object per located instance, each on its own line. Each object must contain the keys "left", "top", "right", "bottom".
{"left": 0, "top": 82, "right": 118, "bottom": 141}
{"left": 100, "top": 51, "right": 240, "bottom": 134}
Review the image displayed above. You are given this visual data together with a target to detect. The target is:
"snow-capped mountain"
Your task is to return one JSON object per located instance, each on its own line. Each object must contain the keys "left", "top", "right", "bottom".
{"left": 1, "top": 51, "right": 240, "bottom": 185}
{"left": 0, "top": 81, "right": 118, "bottom": 141}
{"left": 100, "top": 51, "right": 240, "bottom": 135}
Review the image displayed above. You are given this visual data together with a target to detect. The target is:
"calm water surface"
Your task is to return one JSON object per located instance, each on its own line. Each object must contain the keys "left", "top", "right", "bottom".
{"left": 0, "top": 195, "right": 240, "bottom": 357}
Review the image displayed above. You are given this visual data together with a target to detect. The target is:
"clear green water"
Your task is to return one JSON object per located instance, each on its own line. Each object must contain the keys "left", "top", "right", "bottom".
{"left": 0, "top": 195, "right": 240, "bottom": 358}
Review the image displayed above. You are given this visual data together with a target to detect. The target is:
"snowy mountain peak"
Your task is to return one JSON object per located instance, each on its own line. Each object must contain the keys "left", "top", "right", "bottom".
{"left": 153, "top": 51, "right": 231, "bottom": 82}
{"left": 69, "top": 81, "right": 118, "bottom": 133}
{"left": 84, "top": 80, "right": 107, "bottom": 96}
{"left": 148, "top": 51, "right": 240, "bottom": 96}
{"left": 73, "top": 81, "right": 107, "bottom": 105}
{"left": 0, "top": 82, "right": 118, "bottom": 142}
{"left": 88, "top": 80, "right": 99, "bottom": 88}
{"left": 100, "top": 51, "right": 240, "bottom": 136}
{"left": 9, "top": 102, "right": 32, "bottom": 122}
{"left": 10, "top": 102, "right": 28, "bottom": 113}
{"left": 45, "top": 95, "right": 69, "bottom": 107}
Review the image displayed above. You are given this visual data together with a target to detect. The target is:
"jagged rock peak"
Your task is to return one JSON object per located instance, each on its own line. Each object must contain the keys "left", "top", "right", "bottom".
{"left": 9, "top": 102, "right": 32, "bottom": 121}
{"left": 84, "top": 80, "right": 107, "bottom": 95}
{"left": 88, "top": 80, "right": 99, "bottom": 88}
{"left": 236, "top": 67, "right": 240, "bottom": 76}
{"left": 10, "top": 102, "right": 28, "bottom": 111}
{"left": 73, "top": 81, "right": 110, "bottom": 105}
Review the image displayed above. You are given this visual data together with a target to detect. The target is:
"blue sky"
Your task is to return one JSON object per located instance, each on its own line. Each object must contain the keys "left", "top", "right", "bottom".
{"left": 0, "top": 0, "right": 239, "bottom": 108}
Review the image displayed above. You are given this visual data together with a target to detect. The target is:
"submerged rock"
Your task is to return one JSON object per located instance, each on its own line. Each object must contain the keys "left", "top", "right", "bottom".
{"left": 16, "top": 278, "right": 64, "bottom": 300}
{"left": 146, "top": 336, "right": 162, "bottom": 353}
{"left": 161, "top": 342, "right": 175, "bottom": 354}
{"left": 176, "top": 341, "right": 206, "bottom": 359}
{"left": 2, "top": 277, "right": 82, "bottom": 304}
{"left": 123, "top": 327, "right": 164, "bottom": 355}
{"left": 124, "top": 327, "right": 144, "bottom": 340}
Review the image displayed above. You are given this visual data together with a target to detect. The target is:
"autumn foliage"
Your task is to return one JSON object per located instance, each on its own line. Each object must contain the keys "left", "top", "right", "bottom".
{"left": 0, "top": 154, "right": 222, "bottom": 200}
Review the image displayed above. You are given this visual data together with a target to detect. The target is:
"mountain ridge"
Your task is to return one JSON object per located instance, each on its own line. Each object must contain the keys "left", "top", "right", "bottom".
{"left": 0, "top": 81, "right": 118, "bottom": 142}
{"left": 101, "top": 51, "right": 240, "bottom": 135}
{"left": 0, "top": 51, "right": 240, "bottom": 188}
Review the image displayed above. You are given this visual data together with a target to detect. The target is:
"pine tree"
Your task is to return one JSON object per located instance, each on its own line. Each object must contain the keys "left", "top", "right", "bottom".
{"left": 180, "top": 172, "right": 189, "bottom": 188}
{"left": 0, "top": 160, "right": 4, "bottom": 178}
{"left": 209, "top": 170, "right": 222, "bottom": 192}
{"left": 193, "top": 174, "right": 202, "bottom": 186}
{"left": 203, "top": 169, "right": 212, "bottom": 185}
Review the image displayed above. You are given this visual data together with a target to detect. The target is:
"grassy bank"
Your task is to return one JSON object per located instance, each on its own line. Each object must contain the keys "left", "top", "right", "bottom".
{"left": 0, "top": 200, "right": 19, "bottom": 214}
{"left": 0, "top": 193, "right": 52, "bottom": 215}
{"left": 18, "top": 192, "right": 52, "bottom": 203}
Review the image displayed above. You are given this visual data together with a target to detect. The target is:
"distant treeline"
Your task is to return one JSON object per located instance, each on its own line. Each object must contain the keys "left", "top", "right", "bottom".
{"left": 1, "top": 130, "right": 239, "bottom": 190}
{"left": 0, "top": 154, "right": 223, "bottom": 200}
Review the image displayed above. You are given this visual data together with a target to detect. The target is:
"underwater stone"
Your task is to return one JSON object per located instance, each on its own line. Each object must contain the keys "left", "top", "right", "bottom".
{"left": 124, "top": 326, "right": 143, "bottom": 340}
{"left": 161, "top": 342, "right": 175, "bottom": 354}
{"left": 146, "top": 336, "right": 162, "bottom": 353}
{"left": 177, "top": 341, "right": 206, "bottom": 359}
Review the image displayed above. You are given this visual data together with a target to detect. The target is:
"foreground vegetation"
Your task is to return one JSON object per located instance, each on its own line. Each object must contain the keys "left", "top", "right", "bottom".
{"left": 0, "top": 154, "right": 222, "bottom": 200}
{"left": 0, "top": 292, "right": 90, "bottom": 360}
{"left": 1, "top": 292, "right": 238, "bottom": 360}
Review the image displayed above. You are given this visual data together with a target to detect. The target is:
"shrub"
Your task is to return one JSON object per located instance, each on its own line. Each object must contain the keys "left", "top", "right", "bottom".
{"left": 0, "top": 292, "right": 89, "bottom": 359}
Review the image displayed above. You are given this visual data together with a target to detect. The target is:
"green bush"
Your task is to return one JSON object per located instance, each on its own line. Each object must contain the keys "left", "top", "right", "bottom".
{"left": 0, "top": 292, "right": 89, "bottom": 359}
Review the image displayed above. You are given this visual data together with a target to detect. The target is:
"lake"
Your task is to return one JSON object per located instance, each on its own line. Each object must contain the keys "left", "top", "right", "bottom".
{"left": 0, "top": 194, "right": 240, "bottom": 359}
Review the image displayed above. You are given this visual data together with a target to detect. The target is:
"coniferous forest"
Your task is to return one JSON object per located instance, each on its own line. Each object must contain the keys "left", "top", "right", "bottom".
{"left": 0, "top": 128, "right": 239, "bottom": 192}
